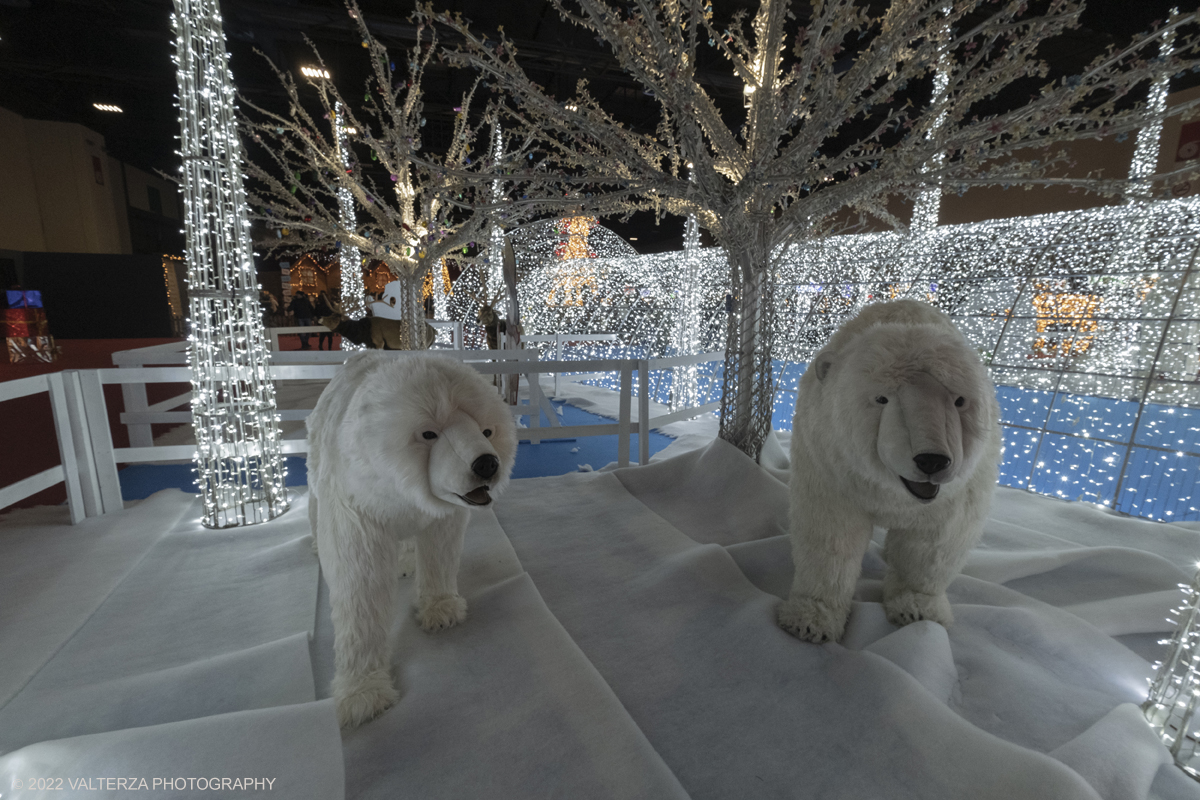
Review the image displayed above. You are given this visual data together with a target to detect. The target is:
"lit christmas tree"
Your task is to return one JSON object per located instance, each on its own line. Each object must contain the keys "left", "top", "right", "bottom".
{"left": 432, "top": 0, "right": 1200, "bottom": 459}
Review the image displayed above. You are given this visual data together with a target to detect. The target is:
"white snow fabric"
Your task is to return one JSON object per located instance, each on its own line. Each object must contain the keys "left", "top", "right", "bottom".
{"left": 0, "top": 490, "right": 342, "bottom": 799}
{"left": 2, "top": 428, "right": 1198, "bottom": 799}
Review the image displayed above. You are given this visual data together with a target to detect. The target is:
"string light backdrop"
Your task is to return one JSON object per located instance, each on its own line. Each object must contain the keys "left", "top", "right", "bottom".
{"left": 477, "top": 192, "right": 1198, "bottom": 523}
{"left": 171, "top": 0, "right": 289, "bottom": 528}
{"left": 1144, "top": 565, "right": 1200, "bottom": 779}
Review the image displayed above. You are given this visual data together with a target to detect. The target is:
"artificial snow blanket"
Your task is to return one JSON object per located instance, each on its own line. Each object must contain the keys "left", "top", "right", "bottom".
{"left": 1, "top": 436, "right": 1198, "bottom": 799}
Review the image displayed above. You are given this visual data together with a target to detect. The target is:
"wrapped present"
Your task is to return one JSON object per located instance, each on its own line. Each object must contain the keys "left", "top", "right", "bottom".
{"left": 1, "top": 308, "right": 48, "bottom": 338}
{"left": 5, "top": 289, "right": 42, "bottom": 308}
{"left": 7, "top": 335, "right": 60, "bottom": 364}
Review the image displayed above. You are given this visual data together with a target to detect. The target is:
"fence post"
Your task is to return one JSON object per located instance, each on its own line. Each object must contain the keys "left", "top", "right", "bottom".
{"left": 118, "top": 351, "right": 153, "bottom": 447}
{"left": 618, "top": 364, "right": 632, "bottom": 468}
{"left": 527, "top": 361, "right": 542, "bottom": 444}
{"left": 637, "top": 359, "right": 650, "bottom": 466}
{"left": 555, "top": 334, "right": 563, "bottom": 397}
{"left": 46, "top": 372, "right": 86, "bottom": 524}
{"left": 62, "top": 371, "right": 103, "bottom": 517}
{"left": 78, "top": 370, "right": 124, "bottom": 514}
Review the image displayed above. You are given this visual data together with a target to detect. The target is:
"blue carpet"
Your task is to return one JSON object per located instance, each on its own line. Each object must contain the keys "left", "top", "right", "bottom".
{"left": 118, "top": 401, "right": 675, "bottom": 501}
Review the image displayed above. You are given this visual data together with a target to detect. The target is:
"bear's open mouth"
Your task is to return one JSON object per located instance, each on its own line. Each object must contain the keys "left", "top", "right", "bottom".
{"left": 458, "top": 486, "right": 492, "bottom": 506}
{"left": 900, "top": 477, "right": 939, "bottom": 502}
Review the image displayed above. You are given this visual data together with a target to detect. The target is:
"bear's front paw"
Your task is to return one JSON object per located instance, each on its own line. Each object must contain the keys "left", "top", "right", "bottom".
{"left": 416, "top": 594, "right": 467, "bottom": 632}
{"left": 884, "top": 589, "right": 954, "bottom": 628}
{"left": 776, "top": 596, "right": 848, "bottom": 643}
{"left": 333, "top": 670, "right": 399, "bottom": 729}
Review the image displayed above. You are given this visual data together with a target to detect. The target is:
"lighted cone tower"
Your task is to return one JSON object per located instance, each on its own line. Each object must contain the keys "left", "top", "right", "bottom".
{"left": 171, "top": 0, "right": 289, "bottom": 528}
{"left": 1144, "top": 566, "right": 1200, "bottom": 779}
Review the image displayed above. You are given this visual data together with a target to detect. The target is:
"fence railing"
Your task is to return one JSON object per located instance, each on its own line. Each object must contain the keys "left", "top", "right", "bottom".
{"left": 266, "top": 320, "right": 465, "bottom": 351}
{"left": 2, "top": 347, "right": 723, "bottom": 523}
{"left": 0, "top": 372, "right": 106, "bottom": 524}
{"left": 522, "top": 333, "right": 621, "bottom": 396}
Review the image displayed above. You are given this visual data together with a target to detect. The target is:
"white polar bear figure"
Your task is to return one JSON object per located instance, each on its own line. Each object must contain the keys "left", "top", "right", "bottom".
{"left": 306, "top": 352, "right": 518, "bottom": 728}
{"left": 777, "top": 299, "right": 1001, "bottom": 644}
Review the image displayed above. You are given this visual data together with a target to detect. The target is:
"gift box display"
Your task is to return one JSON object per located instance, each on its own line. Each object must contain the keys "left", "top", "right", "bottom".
{"left": 2, "top": 308, "right": 50, "bottom": 338}
{"left": 7, "top": 335, "right": 59, "bottom": 364}
{"left": 4, "top": 300, "right": 59, "bottom": 364}
{"left": 6, "top": 289, "right": 43, "bottom": 309}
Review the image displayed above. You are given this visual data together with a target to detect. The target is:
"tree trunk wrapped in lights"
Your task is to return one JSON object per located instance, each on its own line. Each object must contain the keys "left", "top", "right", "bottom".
{"left": 431, "top": 0, "right": 1200, "bottom": 460}
{"left": 241, "top": 1, "right": 493, "bottom": 348}
{"left": 334, "top": 101, "right": 367, "bottom": 328}
{"left": 1144, "top": 566, "right": 1200, "bottom": 779}
{"left": 672, "top": 211, "right": 703, "bottom": 411}
{"left": 171, "top": 0, "right": 289, "bottom": 528}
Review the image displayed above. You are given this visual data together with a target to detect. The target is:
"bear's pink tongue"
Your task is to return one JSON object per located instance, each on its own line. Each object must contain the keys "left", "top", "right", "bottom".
{"left": 463, "top": 486, "right": 492, "bottom": 505}
{"left": 900, "top": 477, "right": 939, "bottom": 501}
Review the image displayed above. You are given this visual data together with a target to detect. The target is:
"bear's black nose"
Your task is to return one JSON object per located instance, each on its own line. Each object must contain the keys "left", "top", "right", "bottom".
{"left": 913, "top": 453, "right": 950, "bottom": 475}
{"left": 472, "top": 454, "right": 499, "bottom": 479}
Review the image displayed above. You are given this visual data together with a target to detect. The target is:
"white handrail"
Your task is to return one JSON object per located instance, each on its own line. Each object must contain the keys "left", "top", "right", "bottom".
{"left": 0, "top": 372, "right": 88, "bottom": 523}
{"left": 1, "top": 349, "right": 726, "bottom": 521}
{"left": 521, "top": 333, "right": 621, "bottom": 396}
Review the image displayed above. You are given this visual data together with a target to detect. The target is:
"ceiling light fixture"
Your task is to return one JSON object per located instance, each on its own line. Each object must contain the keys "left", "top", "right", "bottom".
{"left": 300, "top": 66, "right": 330, "bottom": 79}
{"left": 93, "top": 103, "right": 123, "bottom": 113}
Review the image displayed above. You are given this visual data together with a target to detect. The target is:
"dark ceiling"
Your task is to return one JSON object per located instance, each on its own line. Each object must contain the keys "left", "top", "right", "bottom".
{"left": 0, "top": 0, "right": 1190, "bottom": 252}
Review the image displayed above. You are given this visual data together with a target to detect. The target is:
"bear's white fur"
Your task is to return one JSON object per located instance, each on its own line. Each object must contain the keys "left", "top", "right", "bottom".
{"left": 777, "top": 299, "right": 1001, "bottom": 643}
{"left": 306, "top": 352, "right": 517, "bottom": 728}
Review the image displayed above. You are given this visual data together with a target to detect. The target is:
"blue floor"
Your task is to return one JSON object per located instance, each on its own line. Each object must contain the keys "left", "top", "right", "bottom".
{"left": 118, "top": 400, "right": 675, "bottom": 501}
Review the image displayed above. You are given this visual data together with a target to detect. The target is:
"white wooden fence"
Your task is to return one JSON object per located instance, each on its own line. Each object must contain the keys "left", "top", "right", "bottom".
{"left": 1, "top": 347, "right": 722, "bottom": 523}
{"left": 267, "top": 320, "right": 464, "bottom": 351}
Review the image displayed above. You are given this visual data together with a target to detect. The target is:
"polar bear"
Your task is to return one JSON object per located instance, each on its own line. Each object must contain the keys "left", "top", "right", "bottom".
{"left": 777, "top": 299, "right": 1001, "bottom": 643}
{"left": 306, "top": 352, "right": 518, "bottom": 728}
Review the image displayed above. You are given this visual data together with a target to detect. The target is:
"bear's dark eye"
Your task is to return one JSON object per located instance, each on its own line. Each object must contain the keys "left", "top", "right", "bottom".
{"left": 955, "top": 397, "right": 965, "bottom": 407}
{"left": 876, "top": 396, "right": 888, "bottom": 405}
{"left": 422, "top": 431, "right": 438, "bottom": 440}
{"left": 483, "top": 429, "right": 493, "bottom": 438}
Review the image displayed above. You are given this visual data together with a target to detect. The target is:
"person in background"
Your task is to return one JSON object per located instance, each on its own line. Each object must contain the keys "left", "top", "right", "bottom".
{"left": 314, "top": 290, "right": 335, "bottom": 350}
{"left": 288, "top": 291, "right": 315, "bottom": 350}
{"left": 259, "top": 289, "right": 278, "bottom": 329}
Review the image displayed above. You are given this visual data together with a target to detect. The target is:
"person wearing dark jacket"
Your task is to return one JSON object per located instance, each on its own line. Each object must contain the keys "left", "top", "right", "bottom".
{"left": 314, "top": 291, "right": 335, "bottom": 350}
{"left": 288, "top": 291, "right": 315, "bottom": 349}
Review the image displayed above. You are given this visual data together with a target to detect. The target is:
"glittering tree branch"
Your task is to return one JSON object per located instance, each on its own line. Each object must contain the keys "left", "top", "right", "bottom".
{"left": 240, "top": 1, "right": 496, "bottom": 346}
{"left": 426, "top": 0, "right": 1200, "bottom": 458}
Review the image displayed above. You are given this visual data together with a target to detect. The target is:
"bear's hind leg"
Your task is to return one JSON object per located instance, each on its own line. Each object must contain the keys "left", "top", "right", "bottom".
{"left": 322, "top": 501, "right": 403, "bottom": 729}
{"left": 414, "top": 513, "right": 468, "bottom": 632}
{"left": 777, "top": 499, "right": 873, "bottom": 644}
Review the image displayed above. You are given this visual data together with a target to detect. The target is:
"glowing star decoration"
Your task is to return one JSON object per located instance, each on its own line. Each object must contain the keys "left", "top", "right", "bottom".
{"left": 170, "top": 0, "right": 288, "bottom": 528}
{"left": 1144, "top": 565, "right": 1200, "bottom": 780}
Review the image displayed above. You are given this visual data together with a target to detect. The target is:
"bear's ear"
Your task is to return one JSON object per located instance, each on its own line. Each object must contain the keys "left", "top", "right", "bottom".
{"left": 814, "top": 356, "right": 833, "bottom": 381}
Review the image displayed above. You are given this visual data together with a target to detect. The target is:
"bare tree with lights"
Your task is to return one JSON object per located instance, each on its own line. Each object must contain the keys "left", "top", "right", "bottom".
{"left": 431, "top": 0, "right": 1200, "bottom": 459}
{"left": 242, "top": 3, "right": 495, "bottom": 349}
